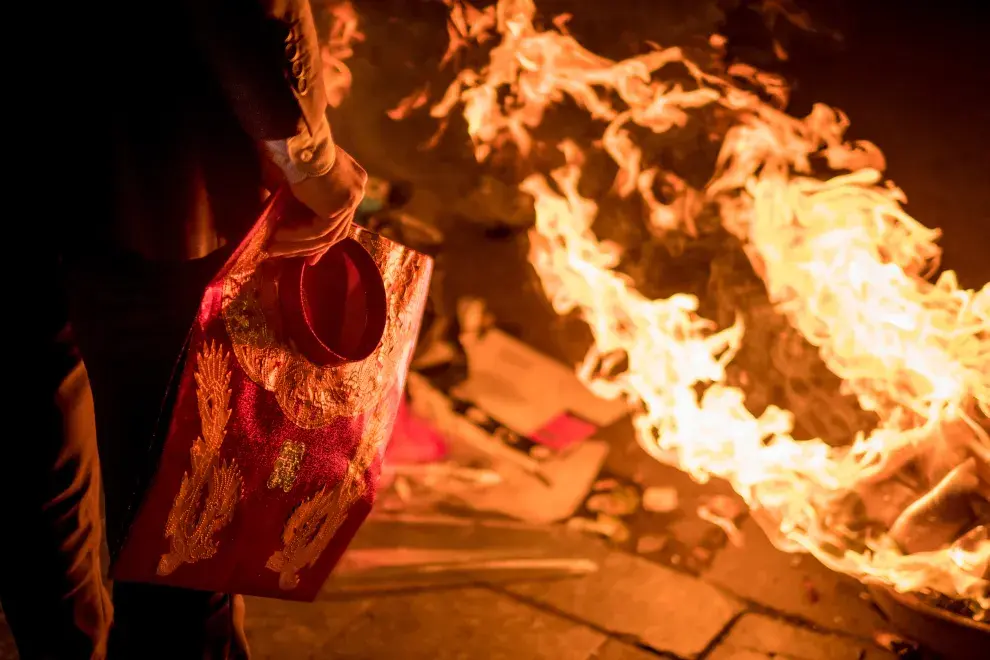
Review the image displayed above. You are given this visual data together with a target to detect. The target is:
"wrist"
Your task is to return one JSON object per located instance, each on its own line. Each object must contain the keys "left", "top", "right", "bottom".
{"left": 263, "top": 114, "right": 336, "bottom": 184}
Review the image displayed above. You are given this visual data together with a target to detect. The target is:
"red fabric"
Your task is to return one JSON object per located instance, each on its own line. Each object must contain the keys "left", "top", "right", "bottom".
{"left": 384, "top": 398, "right": 448, "bottom": 465}
{"left": 280, "top": 237, "right": 388, "bottom": 366}
{"left": 531, "top": 413, "right": 598, "bottom": 451}
{"left": 112, "top": 191, "right": 432, "bottom": 601}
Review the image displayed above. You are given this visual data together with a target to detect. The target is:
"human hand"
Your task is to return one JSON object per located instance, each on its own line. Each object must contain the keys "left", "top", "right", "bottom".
{"left": 267, "top": 146, "right": 368, "bottom": 263}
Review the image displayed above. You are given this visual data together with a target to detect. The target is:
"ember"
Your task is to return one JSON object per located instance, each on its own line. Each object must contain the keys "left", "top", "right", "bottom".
{"left": 394, "top": 0, "right": 990, "bottom": 613}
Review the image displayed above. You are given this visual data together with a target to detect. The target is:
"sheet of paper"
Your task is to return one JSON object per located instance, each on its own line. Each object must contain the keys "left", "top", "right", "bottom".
{"left": 406, "top": 373, "right": 612, "bottom": 524}
{"left": 454, "top": 329, "right": 629, "bottom": 436}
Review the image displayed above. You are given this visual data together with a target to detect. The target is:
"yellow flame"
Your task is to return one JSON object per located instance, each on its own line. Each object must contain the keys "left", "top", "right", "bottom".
{"left": 405, "top": 0, "right": 990, "bottom": 609}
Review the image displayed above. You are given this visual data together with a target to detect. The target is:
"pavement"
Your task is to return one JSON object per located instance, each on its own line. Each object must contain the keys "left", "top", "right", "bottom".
{"left": 241, "top": 539, "right": 895, "bottom": 660}
{"left": 2, "top": 1, "right": 987, "bottom": 658}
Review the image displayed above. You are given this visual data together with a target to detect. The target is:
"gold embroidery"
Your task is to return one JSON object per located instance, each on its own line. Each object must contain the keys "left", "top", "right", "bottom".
{"left": 158, "top": 342, "right": 242, "bottom": 576}
{"left": 222, "top": 225, "right": 433, "bottom": 429}
{"left": 218, "top": 211, "right": 433, "bottom": 587}
{"left": 267, "top": 440, "right": 307, "bottom": 492}
{"left": 265, "top": 391, "right": 400, "bottom": 590}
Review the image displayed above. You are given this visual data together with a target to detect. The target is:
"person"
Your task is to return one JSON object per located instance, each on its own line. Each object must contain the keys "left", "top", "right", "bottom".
{"left": 0, "top": 1, "right": 367, "bottom": 658}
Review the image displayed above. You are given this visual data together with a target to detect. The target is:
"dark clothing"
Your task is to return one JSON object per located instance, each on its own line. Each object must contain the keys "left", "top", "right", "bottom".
{"left": 3, "top": 251, "right": 246, "bottom": 659}
{"left": 2, "top": 0, "right": 333, "bottom": 656}
{"left": 63, "top": 250, "right": 234, "bottom": 563}
{"left": 1, "top": 332, "right": 112, "bottom": 660}
{"left": 64, "top": 0, "right": 334, "bottom": 263}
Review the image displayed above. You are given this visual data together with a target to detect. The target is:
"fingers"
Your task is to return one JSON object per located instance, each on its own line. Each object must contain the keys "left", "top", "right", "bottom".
{"left": 266, "top": 242, "right": 331, "bottom": 260}
{"left": 267, "top": 146, "right": 368, "bottom": 262}
{"left": 276, "top": 148, "right": 367, "bottom": 244}
{"left": 266, "top": 243, "right": 330, "bottom": 261}
{"left": 304, "top": 250, "right": 329, "bottom": 267}
{"left": 271, "top": 203, "right": 357, "bottom": 243}
{"left": 266, "top": 213, "right": 354, "bottom": 260}
{"left": 289, "top": 148, "right": 366, "bottom": 205}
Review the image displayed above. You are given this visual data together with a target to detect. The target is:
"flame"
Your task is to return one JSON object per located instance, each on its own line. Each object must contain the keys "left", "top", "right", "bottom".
{"left": 401, "top": 0, "right": 990, "bottom": 610}
{"left": 319, "top": 0, "right": 364, "bottom": 108}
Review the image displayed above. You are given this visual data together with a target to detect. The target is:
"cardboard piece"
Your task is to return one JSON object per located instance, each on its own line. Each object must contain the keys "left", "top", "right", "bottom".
{"left": 453, "top": 329, "right": 628, "bottom": 434}
{"left": 402, "top": 326, "right": 630, "bottom": 524}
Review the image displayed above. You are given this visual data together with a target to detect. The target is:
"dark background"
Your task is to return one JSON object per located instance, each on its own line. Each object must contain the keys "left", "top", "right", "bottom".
{"left": 769, "top": 0, "right": 989, "bottom": 288}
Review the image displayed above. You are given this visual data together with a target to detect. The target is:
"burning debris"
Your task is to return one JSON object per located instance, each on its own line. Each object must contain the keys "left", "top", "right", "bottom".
{"left": 391, "top": 325, "right": 623, "bottom": 524}
{"left": 697, "top": 494, "right": 747, "bottom": 547}
{"left": 641, "top": 486, "right": 679, "bottom": 513}
{"left": 388, "top": 0, "right": 990, "bottom": 614}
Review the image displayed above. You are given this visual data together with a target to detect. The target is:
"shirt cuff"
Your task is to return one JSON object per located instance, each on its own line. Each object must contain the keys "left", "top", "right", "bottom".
{"left": 263, "top": 114, "right": 336, "bottom": 185}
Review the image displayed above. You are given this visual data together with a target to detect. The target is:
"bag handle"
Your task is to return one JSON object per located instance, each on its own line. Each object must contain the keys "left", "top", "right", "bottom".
{"left": 276, "top": 195, "right": 387, "bottom": 367}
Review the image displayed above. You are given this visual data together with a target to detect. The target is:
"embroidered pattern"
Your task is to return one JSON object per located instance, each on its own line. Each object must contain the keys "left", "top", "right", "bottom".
{"left": 216, "top": 211, "right": 433, "bottom": 588}
{"left": 265, "top": 392, "right": 399, "bottom": 590}
{"left": 222, "top": 226, "right": 433, "bottom": 429}
{"left": 267, "top": 440, "right": 307, "bottom": 492}
{"left": 158, "top": 342, "right": 242, "bottom": 576}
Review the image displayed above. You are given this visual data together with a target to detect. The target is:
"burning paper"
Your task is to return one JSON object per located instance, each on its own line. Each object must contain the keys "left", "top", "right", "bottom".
{"left": 394, "top": 0, "right": 990, "bottom": 611}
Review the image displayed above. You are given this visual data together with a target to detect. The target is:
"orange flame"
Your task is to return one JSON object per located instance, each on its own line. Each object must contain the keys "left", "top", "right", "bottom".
{"left": 406, "top": 0, "right": 990, "bottom": 610}
{"left": 319, "top": 0, "right": 364, "bottom": 108}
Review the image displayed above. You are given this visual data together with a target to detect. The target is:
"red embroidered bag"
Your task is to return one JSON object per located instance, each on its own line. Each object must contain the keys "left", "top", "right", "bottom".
{"left": 112, "top": 190, "right": 433, "bottom": 601}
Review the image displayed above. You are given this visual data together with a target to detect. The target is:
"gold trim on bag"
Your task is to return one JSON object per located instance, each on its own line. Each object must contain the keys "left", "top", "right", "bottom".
{"left": 213, "top": 206, "right": 432, "bottom": 588}
{"left": 265, "top": 391, "right": 399, "bottom": 590}
{"left": 158, "top": 342, "right": 242, "bottom": 576}
{"left": 267, "top": 440, "right": 307, "bottom": 493}
{"left": 222, "top": 226, "right": 432, "bottom": 429}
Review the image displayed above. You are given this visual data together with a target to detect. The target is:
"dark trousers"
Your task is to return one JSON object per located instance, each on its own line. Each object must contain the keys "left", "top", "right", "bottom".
{"left": 1, "top": 249, "right": 248, "bottom": 659}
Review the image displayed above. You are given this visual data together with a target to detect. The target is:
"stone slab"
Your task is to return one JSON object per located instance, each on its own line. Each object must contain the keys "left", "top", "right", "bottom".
{"left": 706, "top": 613, "right": 895, "bottom": 660}
{"left": 505, "top": 546, "right": 743, "bottom": 657}
{"left": 591, "top": 639, "right": 664, "bottom": 660}
{"left": 324, "top": 514, "right": 601, "bottom": 595}
{"left": 326, "top": 587, "right": 605, "bottom": 660}
{"left": 245, "top": 596, "right": 376, "bottom": 660}
{"left": 705, "top": 518, "right": 887, "bottom": 638}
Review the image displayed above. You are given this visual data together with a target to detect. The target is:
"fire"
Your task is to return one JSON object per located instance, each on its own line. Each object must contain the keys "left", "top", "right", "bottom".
{"left": 399, "top": 0, "right": 990, "bottom": 611}
{"left": 319, "top": 0, "right": 364, "bottom": 107}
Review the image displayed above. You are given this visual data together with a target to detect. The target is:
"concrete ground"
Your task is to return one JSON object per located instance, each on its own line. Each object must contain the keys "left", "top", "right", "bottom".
{"left": 2, "top": 1, "right": 986, "bottom": 658}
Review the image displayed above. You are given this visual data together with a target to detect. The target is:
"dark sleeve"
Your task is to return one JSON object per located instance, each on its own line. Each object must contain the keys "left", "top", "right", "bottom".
{"left": 187, "top": 0, "right": 336, "bottom": 182}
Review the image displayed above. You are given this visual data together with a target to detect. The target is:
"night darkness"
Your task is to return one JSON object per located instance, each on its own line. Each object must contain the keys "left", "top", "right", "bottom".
{"left": 727, "top": 0, "right": 989, "bottom": 288}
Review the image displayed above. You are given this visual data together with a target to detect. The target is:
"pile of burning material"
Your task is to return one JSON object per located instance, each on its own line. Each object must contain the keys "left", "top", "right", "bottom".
{"left": 386, "top": 0, "right": 990, "bottom": 622}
